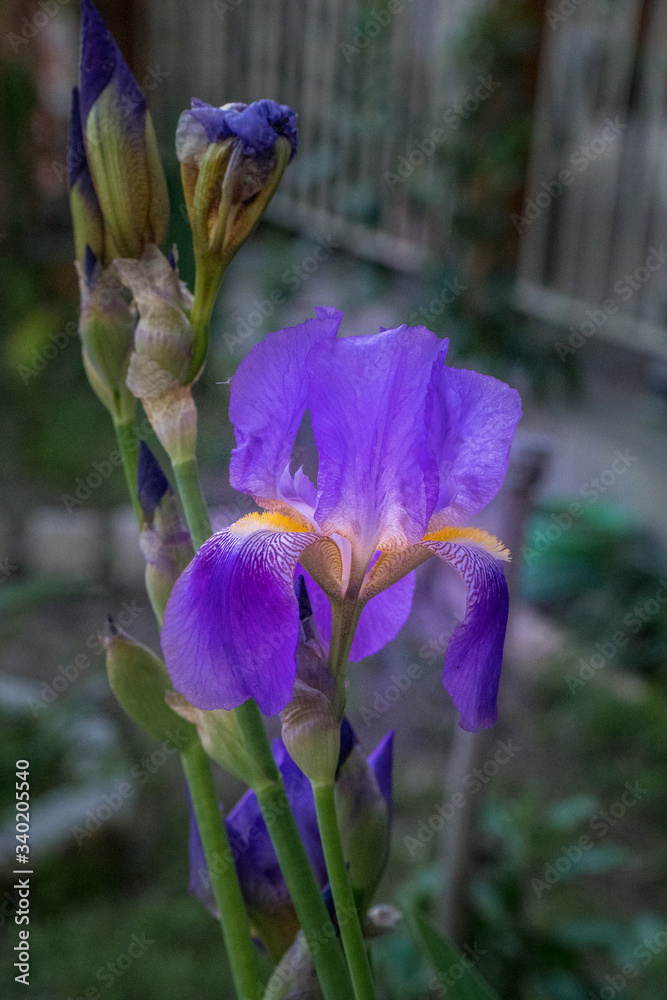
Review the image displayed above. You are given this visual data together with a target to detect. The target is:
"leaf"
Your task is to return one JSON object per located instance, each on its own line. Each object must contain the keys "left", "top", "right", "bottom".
{"left": 410, "top": 911, "right": 500, "bottom": 1000}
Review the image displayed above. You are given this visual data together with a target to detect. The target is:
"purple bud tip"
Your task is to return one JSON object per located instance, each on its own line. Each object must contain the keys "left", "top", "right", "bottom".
{"left": 295, "top": 574, "right": 312, "bottom": 622}
{"left": 137, "top": 441, "right": 171, "bottom": 520}
{"left": 79, "top": 0, "right": 146, "bottom": 123}
{"left": 368, "top": 730, "right": 394, "bottom": 813}
{"left": 166, "top": 248, "right": 177, "bottom": 270}
{"left": 67, "top": 87, "right": 86, "bottom": 190}
{"left": 337, "top": 716, "right": 358, "bottom": 774}
{"left": 83, "top": 244, "right": 98, "bottom": 283}
{"left": 188, "top": 98, "right": 298, "bottom": 161}
{"left": 105, "top": 615, "right": 119, "bottom": 637}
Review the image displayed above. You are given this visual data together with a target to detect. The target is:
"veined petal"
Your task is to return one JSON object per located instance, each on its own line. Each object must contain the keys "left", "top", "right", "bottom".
{"left": 161, "top": 512, "right": 335, "bottom": 714}
{"left": 427, "top": 367, "right": 522, "bottom": 527}
{"left": 421, "top": 527, "right": 510, "bottom": 731}
{"left": 306, "top": 324, "right": 445, "bottom": 550}
{"left": 229, "top": 308, "right": 341, "bottom": 504}
{"left": 301, "top": 562, "right": 416, "bottom": 661}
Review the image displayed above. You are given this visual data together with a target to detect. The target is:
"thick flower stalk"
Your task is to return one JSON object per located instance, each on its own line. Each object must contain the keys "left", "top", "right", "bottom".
{"left": 162, "top": 309, "right": 522, "bottom": 733}
{"left": 188, "top": 727, "right": 393, "bottom": 962}
{"left": 176, "top": 98, "right": 298, "bottom": 374}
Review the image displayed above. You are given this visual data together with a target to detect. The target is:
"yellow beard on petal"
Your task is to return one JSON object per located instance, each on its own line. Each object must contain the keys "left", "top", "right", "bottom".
{"left": 422, "top": 525, "right": 511, "bottom": 561}
{"left": 229, "top": 511, "right": 315, "bottom": 536}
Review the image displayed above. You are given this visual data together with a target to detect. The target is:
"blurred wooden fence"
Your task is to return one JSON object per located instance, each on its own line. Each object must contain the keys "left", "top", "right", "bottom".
{"left": 145, "top": 0, "right": 481, "bottom": 272}
{"left": 516, "top": 0, "right": 667, "bottom": 359}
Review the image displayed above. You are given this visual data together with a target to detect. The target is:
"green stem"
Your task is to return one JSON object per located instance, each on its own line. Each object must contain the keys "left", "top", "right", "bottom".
{"left": 113, "top": 415, "right": 142, "bottom": 525}
{"left": 235, "top": 701, "right": 352, "bottom": 1000}
{"left": 181, "top": 741, "right": 263, "bottom": 1000}
{"left": 172, "top": 456, "right": 213, "bottom": 550}
{"left": 313, "top": 783, "right": 377, "bottom": 1000}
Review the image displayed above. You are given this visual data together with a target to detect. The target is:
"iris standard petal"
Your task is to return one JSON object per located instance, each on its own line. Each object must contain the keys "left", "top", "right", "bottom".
{"left": 420, "top": 527, "right": 511, "bottom": 732}
{"left": 229, "top": 309, "right": 341, "bottom": 506}
{"left": 300, "top": 563, "right": 416, "bottom": 661}
{"left": 306, "top": 324, "right": 445, "bottom": 550}
{"left": 161, "top": 512, "right": 330, "bottom": 714}
{"left": 427, "top": 367, "right": 522, "bottom": 527}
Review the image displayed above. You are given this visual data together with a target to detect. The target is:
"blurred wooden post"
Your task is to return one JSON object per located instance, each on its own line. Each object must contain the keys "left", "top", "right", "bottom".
{"left": 440, "top": 432, "right": 552, "bottom": 942}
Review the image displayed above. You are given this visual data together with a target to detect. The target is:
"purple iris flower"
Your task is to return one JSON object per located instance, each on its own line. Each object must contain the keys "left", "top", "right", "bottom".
{"left": 161, "top": 310, "right": 522, "bottom": 731}
{"left": 189, "top": 729, "right": 393, "bottom": 957}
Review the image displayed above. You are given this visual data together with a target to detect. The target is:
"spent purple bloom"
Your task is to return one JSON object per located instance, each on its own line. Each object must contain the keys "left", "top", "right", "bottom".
{"left": 162, "top": 310, "right": 522, "bottom": 730}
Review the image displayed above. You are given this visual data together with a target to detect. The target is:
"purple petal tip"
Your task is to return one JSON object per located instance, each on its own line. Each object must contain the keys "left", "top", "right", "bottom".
{"left": 137, "top": 441, "right": 171, "bottom": 519}
{"left": 79, "top": 0, "right": 145, "bottom": 123}
{"left": 368, "top": 730, "right": 394, "bottom": 812}
{"left": 187, "top": 98, "right": 298, "bottom": 160}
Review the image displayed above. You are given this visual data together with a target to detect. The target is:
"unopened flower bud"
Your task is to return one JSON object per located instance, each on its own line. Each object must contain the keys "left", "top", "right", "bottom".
{"left": 335, "top": 730, "right": 394, "bottom": 912}
{"left": 68, "top": 87, "right": 105, "bottom": 265}
{"left": 76, "top": 247, "right": 136, "bottom": 421}
{"left": 102, "top": 622, "right": 197, "bottom": 750}
{"left": 115, "top": 247, "right": 199, "bottom": 464}
{"left": 78, "top": 0, "right": 169, "bottom": 260}
{"left": 136, "top": 441, "right": 193, "bottom": 624}
{"left": 280, "top": 578, "right": 340, "bottom": 786}
{"left": 176, "top": 98, "right": 297, "bottom": 370}
{"left": 166, "top": 692, "right": 267, "bottom": 788}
